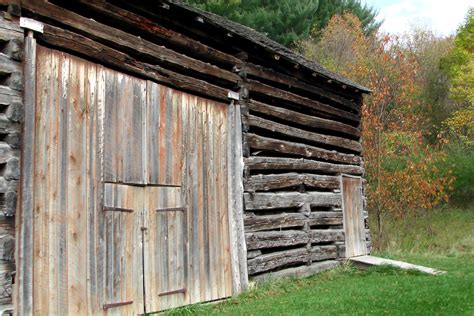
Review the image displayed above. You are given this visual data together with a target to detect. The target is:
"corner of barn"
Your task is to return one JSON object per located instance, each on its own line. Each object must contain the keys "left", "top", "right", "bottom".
{"left": 0, "top": 0, "right": 371, "bottom": 314}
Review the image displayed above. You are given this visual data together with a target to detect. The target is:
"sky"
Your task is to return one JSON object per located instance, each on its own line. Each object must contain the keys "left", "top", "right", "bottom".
{"left": 361, "top": 0, "right": 473, "bottom": 36}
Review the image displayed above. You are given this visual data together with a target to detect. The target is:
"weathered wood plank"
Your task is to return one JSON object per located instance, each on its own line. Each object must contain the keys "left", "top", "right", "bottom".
{"left": 244, "top": 115, "right": 361, "bottom": 153}
{"left": 244, "top": 192, "right": 342, "bottom": 211}
{"left": 242, "top": 62, "right": 359, "bottom": 111}
{"left": 37, "top": 23, "right": 230, "bottom": 101}
{"left": 245, "top": 157, "right": 363, "bottom": 175}
{"left": 16, "top": 33, "right": 36, "bottom": 316}
{"left": 246, "top": 99, "right": 360, "bottom": 137}
{"left": 66, "top": 53, "right": 88, "bottom": 314}
{"left": 245, "top": 133, "right": 361, "bottom": 165}
{"left": 22, "top": 0, "right": 241, "bottom": 84}
{"left": 244, "top": 173, "right": 340, "bottom": 192}
{"left": 246, "top": 80, "right": 359, "bottom": 123}
{"left": 32, "top": 45, "right": 50, "bottom": 315}
{"left": 227, "top": 101, "right": 248, "bottom": 294}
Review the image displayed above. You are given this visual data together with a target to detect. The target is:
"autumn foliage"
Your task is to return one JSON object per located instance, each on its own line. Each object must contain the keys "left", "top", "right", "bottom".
{"left": 299, "top": 13, "right": 455, "bottom": 248}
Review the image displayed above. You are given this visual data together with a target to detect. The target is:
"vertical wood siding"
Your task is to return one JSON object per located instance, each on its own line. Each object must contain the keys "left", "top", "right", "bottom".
{"left": 29, "top": 46, "right": 235, "bottom": 314}
{"left": 341, "top": 176, "right": 367, "bottom": 258}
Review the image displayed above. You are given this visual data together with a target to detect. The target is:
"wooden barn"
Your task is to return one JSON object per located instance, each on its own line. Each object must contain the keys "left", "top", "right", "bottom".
{"left": 0, "top": 0, "right": 371, "bottom": 314}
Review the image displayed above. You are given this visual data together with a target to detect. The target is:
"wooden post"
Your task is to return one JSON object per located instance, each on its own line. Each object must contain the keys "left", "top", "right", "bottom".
{"left": 15, "top": 29, "right": 36, "bottom": 316}
{"left": 227, "top": 100, "right": 248, "bottom": 294}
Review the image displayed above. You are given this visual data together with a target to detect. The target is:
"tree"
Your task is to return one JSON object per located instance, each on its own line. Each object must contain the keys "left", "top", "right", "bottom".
{"left": 299, "top": 14, "right": 454, "bottom": 248}
{"left": 184, "top": 0, "right": 381, "bottom": 47}
{"left": 442, "top": 8, "right": 474, "bottom": 147}
{"left": 403, "top": 28, "right": 455, "bottom": 142}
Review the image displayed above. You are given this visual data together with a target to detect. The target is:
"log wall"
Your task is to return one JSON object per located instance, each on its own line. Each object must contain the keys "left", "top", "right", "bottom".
{"left": 239, "top": 51, "right": 370, "bottom": 279}
{"left": 0, "top": 7, "right": 22, "bottom": 310}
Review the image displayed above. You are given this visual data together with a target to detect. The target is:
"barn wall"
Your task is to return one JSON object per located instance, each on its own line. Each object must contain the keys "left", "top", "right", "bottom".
{"left": 0, "top": 0, "right": 372, "bottom": 310}
{"left": 0, "top": 10, "right": 22, "bottom": 308}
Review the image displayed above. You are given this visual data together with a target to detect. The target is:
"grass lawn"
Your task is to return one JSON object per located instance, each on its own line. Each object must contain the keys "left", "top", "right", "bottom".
{"left": 166, "top": 208, "right": 474, "bottom": 315}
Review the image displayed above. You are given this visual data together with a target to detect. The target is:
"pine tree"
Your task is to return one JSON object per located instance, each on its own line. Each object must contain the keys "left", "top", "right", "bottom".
{"left": 184, "top": 0, "right": 381, "bottom": 47}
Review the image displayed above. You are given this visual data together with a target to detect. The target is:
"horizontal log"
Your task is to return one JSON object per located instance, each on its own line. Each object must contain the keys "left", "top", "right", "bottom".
{"left": 247, "top": 250, "right": 262, "bottom": 259}
{"left": 246, "top": 80, "right": 359, "bottom": 123}
{"left": 245, "top": 133, "right": 361, "bottom": 165}
{"left": 22, "top": 0, "right": 240, "bottom": 83}
{"left": 244, "top": 173, "right": 340, "bottom": 192}
{"left": 246, "top": 100, "right": 360, "bottom": 138}
{"left": 244, "top": 192, "right": 341, "bottom": 211}
{"left": 308, "top": 212, "right": 343, "bottom": 227}
{"left": 247, "top": 247, "right": 308, "bottom": 275}
{"left": 244, "top": 211, "right": 342, "bottom": 232}
{"left": 246, "top": 230, "right": 307, "bottom": 250}
{"left": 244, "top": 115, "right": 361, "bottom": 153}
{"left": 74, "top": 0, "right": 242, "bottom": 67}
{"left": 244, "top": 212, "right": 306, "bottom": 232}
{"left": 252, "top": 260, "right": 340, "bottom": 283}
{"left": 246, "top": 229, "right": 343, "bottom": 250}
{"left": 310, "top": 245, "right": 337, "bottom": 262}
{"left": 243, "top": 62, "right": 359, "bottom": 111}
{"left": 245, "top": 157, "right": 363, "bottom": 175}
{"left": 38, "top": 24, "right": 229, "bottom": 101}
{"left": 247, "top": 245, "right": 337, "bottom": 274}
{"left": 309, "top": 229, "right": 344, "bottom": 244}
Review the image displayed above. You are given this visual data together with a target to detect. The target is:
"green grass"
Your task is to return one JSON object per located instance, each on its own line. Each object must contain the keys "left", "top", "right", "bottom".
{"left": 165, "top": 208, "right": 474, "bottom": 315}
{"left": 377, "top": 207, "right": 474, "bottom": 255}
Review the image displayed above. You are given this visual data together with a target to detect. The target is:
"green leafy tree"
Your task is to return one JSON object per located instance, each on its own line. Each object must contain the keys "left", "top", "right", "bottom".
{"left": 184, "top": 0, "right": 381, "bottom": 47}
{"left": 442, "top": 8, "right": 474, "bottom": 147}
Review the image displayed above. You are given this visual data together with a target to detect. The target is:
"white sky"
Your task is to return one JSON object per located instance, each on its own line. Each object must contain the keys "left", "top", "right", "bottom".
{"left": 362, "top": 0, "right": 473, "bottom": 36}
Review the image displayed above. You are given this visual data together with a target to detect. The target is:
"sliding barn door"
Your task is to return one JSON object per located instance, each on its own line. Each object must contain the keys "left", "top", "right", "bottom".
{"left": 28, "top": 46, "right": 236, "bottom": 315}
{"left": 341, "top": 175, "right": 367, "bottom": 258}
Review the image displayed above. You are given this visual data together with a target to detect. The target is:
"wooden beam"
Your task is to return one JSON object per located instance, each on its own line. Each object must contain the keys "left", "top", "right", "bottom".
{"left": 244, "top": 192, "right": 342, "bottom": 210}
{"left": 247, "top": 247, "right": 308, "bottom": 274}
{"left": 244, "top": 211, "right": 343, "bottom": 232}
{"left": 38, "top": 23, "right": 229, "bottom": 101}
{"left": 244, "top": 115, "right": 362, "bottom": 153}
{"left": 245, "top": 229, "right": 343, "bottom": 250}
{"left": 252, "top": 260, "right": 340, "bottom": 282}
{"left": 227, "top": 102, "right": 248, "bottom": 293}
{"left": 244, "top": 173, "right": 340, "bottom": 192}
{"left": 22, "top": 0, "right": 240, "bottom": 83}
{"left": 245, "top": 133, "right": 362, "bottom": 165}
{"left": 244, "top": 157, "right": 363, "bottom": 175}
{"left": 246, "top": 100, "right": 360, "bottom": 138}
{"left": 243, "top": 62, "right": 359, "bottom": 111}
{"left": 17, "top": 32, "right": 36, "bottom": 316}
{"left": 245, "top": 80, "right": 360, "bottom": 123}
{"left": 245, "top": 230, "right": 307, "bottom": 250}
{"left": 244, "top": 212, "right": 306, "bottom": 232}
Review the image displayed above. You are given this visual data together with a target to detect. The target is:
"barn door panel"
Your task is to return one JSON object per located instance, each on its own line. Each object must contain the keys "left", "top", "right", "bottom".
{"left": 102, "top": 183, "right": 144, "bottom": 315}
{"left": 103, "top": 70, "right": 147, "bottom": 185}
{"left": 146, "top": 82, "right": 183, "bottom": 186}
{"left": 144, "top": 187, "right": 187, "bottom": 312}
{"left": 341, "top": 175, "right": 367, "bottom": 257}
